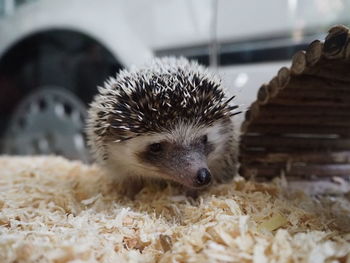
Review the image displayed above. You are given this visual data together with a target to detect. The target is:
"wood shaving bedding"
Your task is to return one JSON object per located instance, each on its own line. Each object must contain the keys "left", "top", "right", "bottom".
{"left": 0, "top": 156, "right": 349, "bottom": 263}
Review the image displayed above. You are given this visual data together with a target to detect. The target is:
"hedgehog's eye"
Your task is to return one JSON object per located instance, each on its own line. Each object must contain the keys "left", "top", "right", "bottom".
{"left": 148, "top": 143, "right": 163, "bottom": 153}
{"left": 201, "top": 135, "right": 208, "bottom": 144}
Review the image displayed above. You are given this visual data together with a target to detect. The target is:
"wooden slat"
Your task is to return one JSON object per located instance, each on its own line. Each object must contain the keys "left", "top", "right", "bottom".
{"left": 240, "top": 163, "right": 350, "bottom": 178}
{"left": 257, "top": 105, "right": 350, "bottom": 116}
{"left": 252, "top": 114, "right": 350, "bottom": 126}
{"left": 241, "top": 135, "right": 350, "bottom": 151}
{"left": 243, "top": 124, "right": 350, "bottom": 136}
{"left": 239, "top": 151, "right": 350, "bottom": 164}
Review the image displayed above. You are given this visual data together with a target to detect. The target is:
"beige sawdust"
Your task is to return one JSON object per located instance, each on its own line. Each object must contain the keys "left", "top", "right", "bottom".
{"left": 0, "top": 156, "right": 349, "bottom": 263}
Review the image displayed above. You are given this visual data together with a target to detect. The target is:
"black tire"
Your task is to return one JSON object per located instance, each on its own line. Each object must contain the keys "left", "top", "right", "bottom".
{"left": 0, "top": 29, "right": 123, "bottom": 161}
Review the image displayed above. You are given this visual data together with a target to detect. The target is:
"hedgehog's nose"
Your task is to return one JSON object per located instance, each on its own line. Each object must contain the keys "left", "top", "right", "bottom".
{"left": 195, "top": 168, "right": 211, "bottom": 187}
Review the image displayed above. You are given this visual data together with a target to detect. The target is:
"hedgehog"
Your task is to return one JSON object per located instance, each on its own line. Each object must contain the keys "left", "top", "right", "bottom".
{"left": 86, "top": 57, "right": 240, "bottom": 196}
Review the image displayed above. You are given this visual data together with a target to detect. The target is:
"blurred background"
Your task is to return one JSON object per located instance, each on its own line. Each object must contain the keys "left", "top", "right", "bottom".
{"left": 0, "top": 0, "right": 349, "bottom": 162}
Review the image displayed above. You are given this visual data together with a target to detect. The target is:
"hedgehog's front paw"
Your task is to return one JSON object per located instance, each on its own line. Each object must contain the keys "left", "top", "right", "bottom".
{"left": 119, "top": 178, "right": 144, "bottom": 200}
{"left": 185, "top": 189, "right": 199, "bottom": 200}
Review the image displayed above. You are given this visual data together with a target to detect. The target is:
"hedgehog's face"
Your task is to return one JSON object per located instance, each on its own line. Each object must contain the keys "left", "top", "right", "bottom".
{"left": 136, "top": 133, "right": 212, "bottom": 188}
{"left": 106, "top": 119, "right": 233, "bottom": 189}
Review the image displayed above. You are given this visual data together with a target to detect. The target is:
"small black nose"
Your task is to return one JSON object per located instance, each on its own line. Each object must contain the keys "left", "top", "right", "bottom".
{"left": 195, "top": 168, "right": 211, "bottom": 186}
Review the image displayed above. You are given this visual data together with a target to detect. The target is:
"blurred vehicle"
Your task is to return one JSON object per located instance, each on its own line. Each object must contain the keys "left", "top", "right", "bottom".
{"left": 0, "top": 0, "right": 349, "bottom": 161}
{"left": 0, "top": 0, "right": 152, "bottom": 161}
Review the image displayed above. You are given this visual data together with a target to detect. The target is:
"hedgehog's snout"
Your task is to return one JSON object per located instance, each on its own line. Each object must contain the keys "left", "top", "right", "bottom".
{"left": 195, "top": 168, "right": 211, "bottom": 187}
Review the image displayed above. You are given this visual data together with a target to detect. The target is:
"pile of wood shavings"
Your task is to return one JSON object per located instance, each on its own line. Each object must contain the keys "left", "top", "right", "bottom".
{"left": 0, "top": 156, "right": 350, "bottom": 263}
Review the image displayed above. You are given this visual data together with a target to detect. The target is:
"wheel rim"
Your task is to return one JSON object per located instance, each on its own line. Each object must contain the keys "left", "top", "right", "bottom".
{"left": 4, "top": 87, "right": 90, "bottom": 163}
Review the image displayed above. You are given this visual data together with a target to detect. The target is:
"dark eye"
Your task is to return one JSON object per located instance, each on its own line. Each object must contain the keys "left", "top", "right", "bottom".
{"left": 149, "top": 143, "right": 163, "bottom": 153}
{"left": 201, "top": 135, "right": 208, "bottom": 144}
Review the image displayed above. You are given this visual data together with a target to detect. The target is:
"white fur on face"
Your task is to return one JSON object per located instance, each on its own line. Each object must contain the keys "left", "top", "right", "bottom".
{"left": 205, "top": 122, "right": 233, "bottom": 162}
{"left": 167, "top": 120, "right": 232, "bottom": 149}
{"left": 106, "top": 134, "right": 166, "bottom": 180}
